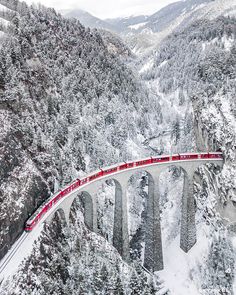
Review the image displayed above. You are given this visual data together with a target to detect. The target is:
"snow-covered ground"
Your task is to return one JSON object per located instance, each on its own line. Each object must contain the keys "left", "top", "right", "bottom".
{"left": 129, "top": 22, "right": 148, "bottom": 30}
{"left": 0, "top": 228, "right": 43, "bottom": 282}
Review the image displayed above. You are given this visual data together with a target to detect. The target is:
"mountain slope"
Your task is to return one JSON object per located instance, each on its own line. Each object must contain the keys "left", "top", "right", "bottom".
{"left": 0, "top": 0, "right": 236, "bottom": 294}
{"left": 62, "top": 9, "right": 118, "bottom": 32}
{"left": 140, "top": 14, "right": 236, "bottom": 294}
{"left": 119, "top": 0, "right": 236, "bottom": 54}
{"left": 0, "top": 0, "right": 161, "bottom": 264}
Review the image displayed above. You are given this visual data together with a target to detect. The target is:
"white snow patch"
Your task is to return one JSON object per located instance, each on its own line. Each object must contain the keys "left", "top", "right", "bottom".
{"left": 222, "top": 35, "right": 234, "bottom": 51}
{"left": 159, "top": 225, "right": 210, "bottom": 295}
{"left": 139, "top": 58, "right": 154, "bottom": 74}
{"left": 129, "top": 22, "right": 147, "bottom": 30}
{"left": 158, "top": 60, "right": 167, "bottom": 68}
{"left": 0, "top": 4, "right": 10, "bottom": 11}
{"left": 0, "top": 223, "right": 44, "bottom": 282}
{"left": 0, "top": 18, "right": 9, "bottom": 27}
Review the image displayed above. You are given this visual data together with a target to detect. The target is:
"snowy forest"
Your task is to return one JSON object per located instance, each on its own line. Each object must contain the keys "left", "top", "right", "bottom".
{"left": 0, "top": 0, "right": 236, "bottom": 294}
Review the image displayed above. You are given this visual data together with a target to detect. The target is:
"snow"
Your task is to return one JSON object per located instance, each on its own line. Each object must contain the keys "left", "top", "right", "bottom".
{"left": 0, "top": 3, "right": 11, "bottom": 28}
{"left": 139, "top": 58, "right": 154, "bottom": 74}
{"left": 222, "top": 35, "right": 234, "bottom": 51}
{"left": 0, "top": 4, "right": 9, "bottom": 11}
{"left": 159, "top": 225, "right": 210, "bottom": 295}
{"left": 128, "top": 22, "right": 147, "bottom": 30}
{"left": 199, "top": 0, "right": 236, "bottom": 20}
{"left": 0, "top": 224, "right": 44, "bottom": 282}
{"left": 0, "top": 18, "right": 9, "bottom": 27}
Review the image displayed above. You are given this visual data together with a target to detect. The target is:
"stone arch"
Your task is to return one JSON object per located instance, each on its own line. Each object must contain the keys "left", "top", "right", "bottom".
{"left": 46, "top": 207, "right": 68, "bottom": 235}
{"left": 69, "top": 191, "right": 94, "bottom": 231}
{"left": 46, "top": 207, "right": 67, "bottom": 226}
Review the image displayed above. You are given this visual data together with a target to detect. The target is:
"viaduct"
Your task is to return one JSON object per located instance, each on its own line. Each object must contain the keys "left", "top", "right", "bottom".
{"left": 44, "top": 153, "right": 223, "bottom": 272}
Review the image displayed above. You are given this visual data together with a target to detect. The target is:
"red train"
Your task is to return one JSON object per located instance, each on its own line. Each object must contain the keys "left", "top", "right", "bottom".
{"left": 24, "top": 152, "right": 223, "bottom": 231}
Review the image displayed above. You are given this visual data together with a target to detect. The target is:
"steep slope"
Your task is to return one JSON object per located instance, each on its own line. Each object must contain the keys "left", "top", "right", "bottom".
{"left": 62, "top": 9, "right": 118, "bottom": 32}
{"left": 0, "top": 202, "right": 166, "bottom": 294}
{"left": 122, "top": 0, "right": 236, "bottom": 54}
{"left": 0, "top": 0, "right": 160, "bottom": 264}
{"left": 62, "top": 0, "right": 236, "bottom": 55}
{"left": 140, "top": 14, "right": 236, "bottom": 294}
{"left": 0, "top": 3, "right": 11, "bottom": 37}
{"left": 0, "top": 0, "right": 235, "bottom": 294}
{"left": 105, "top": 15, "right": 149, "bottom": 33}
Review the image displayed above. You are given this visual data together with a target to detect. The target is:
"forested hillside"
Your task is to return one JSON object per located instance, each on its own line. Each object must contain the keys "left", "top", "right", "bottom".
{"left": 140, "top": 15, "right": 236, "bottom": 293}
{"left": 0, "top": 0, "right": 236, "bottom": 294}
{"left": 0, "top": 1, "right": 157, "bottom": 262}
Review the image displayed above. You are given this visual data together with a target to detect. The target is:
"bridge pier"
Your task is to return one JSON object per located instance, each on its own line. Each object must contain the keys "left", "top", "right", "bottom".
{"left": 113, "top": 179, "right": 130, "bottom": 262}
{"left": 144, "top": 173, "right": 163, "bottom": 272}
{"left": 180, "top": 172, "right": 196, "bottom": 252}
{"left": 80, "top": 191, "right": 97, "bottom": 232}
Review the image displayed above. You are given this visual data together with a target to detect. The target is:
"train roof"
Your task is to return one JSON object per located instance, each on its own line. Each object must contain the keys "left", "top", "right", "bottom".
{"left": 134, "top": 157, "right": 152, "bottom": 162}
{"left": 151, "top": 154, "right": 171, "bottom": 158}
{"left": 177, "top": 152, "right": 198, "bottom": 156}
{"left": 101, "top": 162, "right": 124, "bottom": 171}
{"left": 86, "top": 169, "right": 103, "bottom": 178}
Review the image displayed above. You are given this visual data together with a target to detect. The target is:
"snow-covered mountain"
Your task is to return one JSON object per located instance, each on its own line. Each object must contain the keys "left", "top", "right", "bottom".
{"left": 105, "top": 0, "right": 212, "bottom": 34}
{"left": 64, "top": 0, "right": 236, "bottom": 54}
{"left": 138, "top": 9, "right": 236, "bottom": 294}
{"left": 0, "top": 3, "right": 11, "bottom": 39}
{"left": 62, "top": 9, "right": 118, "bottom": 32}
{"left": 0, "top": 0, "right": 236, "bottom": 294}
{"left": 124, "top": 0, "right": 236, "bottom": 54}
{"left": 105, "top": 15, "right": 149, "bottom": 33}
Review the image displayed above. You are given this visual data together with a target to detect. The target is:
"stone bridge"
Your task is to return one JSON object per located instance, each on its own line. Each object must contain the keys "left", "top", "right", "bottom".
{"left": 45, "top": 154, "right": 223, "bottom": 272}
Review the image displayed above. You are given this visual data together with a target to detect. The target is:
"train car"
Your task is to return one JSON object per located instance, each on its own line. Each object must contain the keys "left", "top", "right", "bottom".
{"left": 179, "top": 153, "right": 199, "bottom": 160}
{"left": 71, "top": 179, "right": 81, "bottom": 190}
{"left": 172, "top": 154, "right": 180, "bottom": 161}
{"left": 54, "top": 192, "right": 62, "bottom": 203}
{"left": 135, "top": 158, "right": 152, "bottom": 167}
{"left": 88, "top": 170, "right": 103, "bottom": 182}
{"left": 80, "top": 177, "right": 88, "bottom": 186}
{"left": 126, "top": 161, "right": 135, "bottom": 168}
{"left": 200, "top": 152, "right": 223, "bottom": 159}
{"left": 62, "top": 186, "right": 72, "bottom": 196}
{"left": 25, "top": 179, "right": 82, "bottom": 232}
{"left": 151, "top": 155, "right": 170, "bottom": 163}
{"left": 208, "top": 152, "right": 223, "bottom": 159}
{"left": 200, "top": 153, "right": 209, "bottom": 159}
{"left": 119, "top": 162, "right": 128, "bottom": 170}
{"left": 101, "top": 164, "right": 118, "bottom": 176}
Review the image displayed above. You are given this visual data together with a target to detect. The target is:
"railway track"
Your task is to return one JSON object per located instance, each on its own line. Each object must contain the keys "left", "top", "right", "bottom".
{"left": 0, "top": 232, "right": 28, "bottom": 275}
